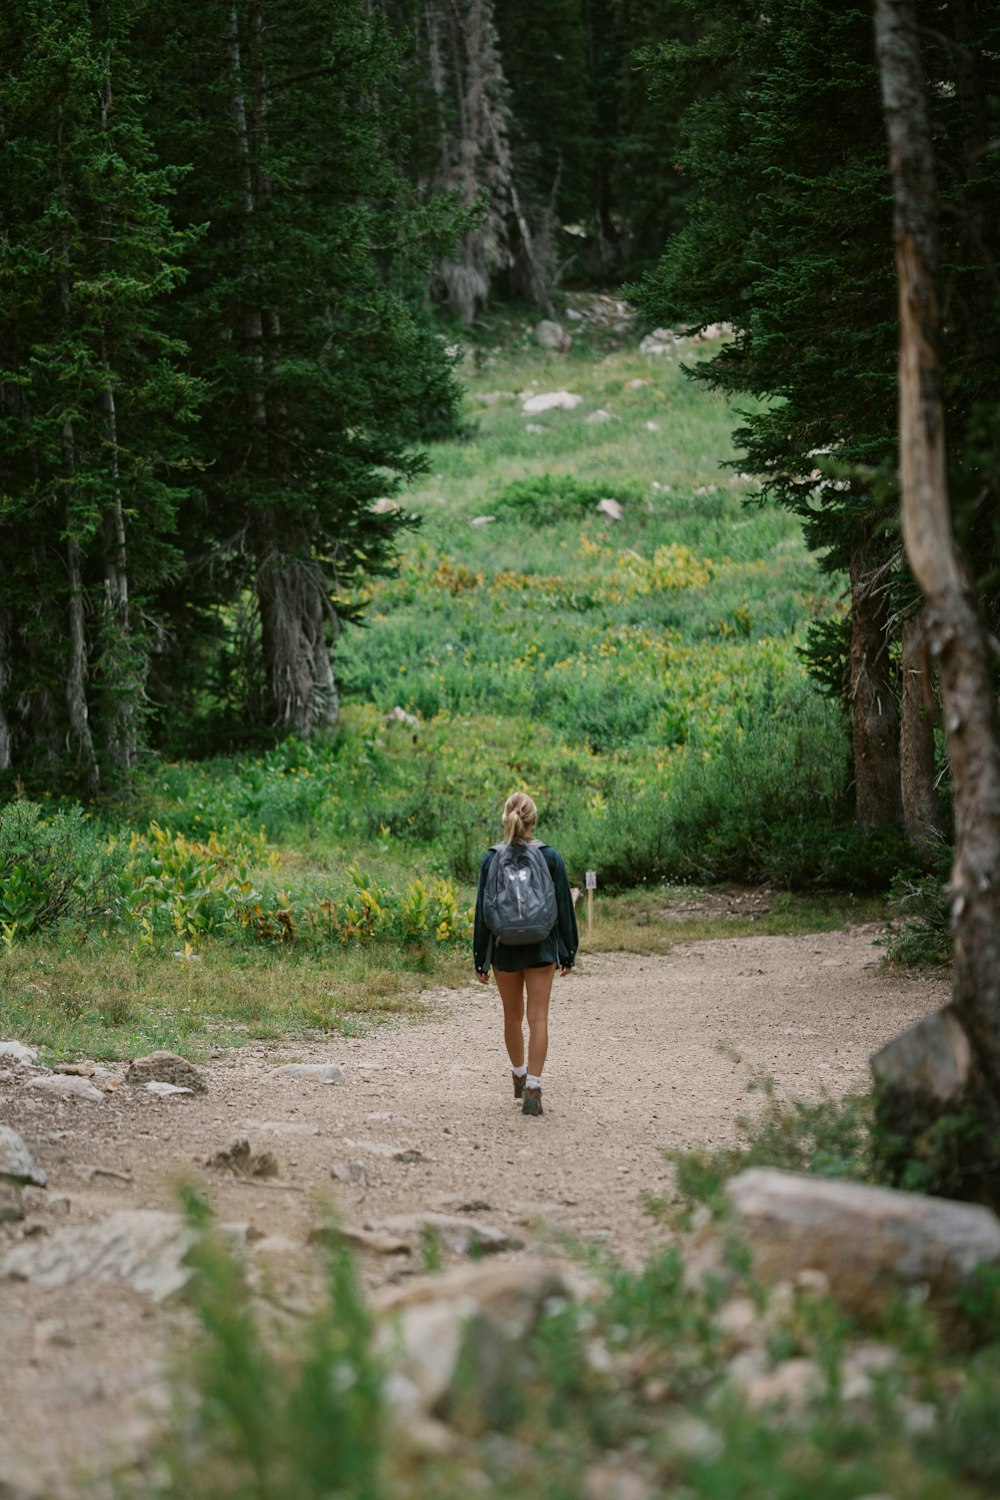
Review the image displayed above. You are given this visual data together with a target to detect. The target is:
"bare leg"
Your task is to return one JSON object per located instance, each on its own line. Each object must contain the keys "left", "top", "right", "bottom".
{"left": 524, "top": 964, "right": 556, "bottom": 1077}
{"left": 494, "top": 968, "right": 526, "bottom": 1068}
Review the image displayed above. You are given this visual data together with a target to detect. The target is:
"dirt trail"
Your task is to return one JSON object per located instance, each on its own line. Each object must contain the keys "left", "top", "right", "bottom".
{"left": 0, "top": 924, "right": 945, "bottom": 1496}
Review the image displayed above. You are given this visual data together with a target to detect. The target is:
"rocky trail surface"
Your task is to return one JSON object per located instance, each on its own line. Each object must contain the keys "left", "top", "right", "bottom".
{"left": 0, "top": 925, "right": 945, "bottom": 1497}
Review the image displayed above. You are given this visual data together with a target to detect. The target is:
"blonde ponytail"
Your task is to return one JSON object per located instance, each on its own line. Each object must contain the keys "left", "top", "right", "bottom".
{"left": 502, "top": 792, "right": 537, "bottom": 844}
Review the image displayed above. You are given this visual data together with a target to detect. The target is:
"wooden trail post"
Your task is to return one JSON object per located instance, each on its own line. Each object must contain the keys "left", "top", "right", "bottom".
{"left": 585, "top": 869, "right": 596, "bottom": 940}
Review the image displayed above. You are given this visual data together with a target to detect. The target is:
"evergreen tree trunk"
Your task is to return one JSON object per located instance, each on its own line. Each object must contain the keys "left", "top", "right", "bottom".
{"left": 65, "top": 527, "right": 100, "bottom": 796}
{"left": 872, "top": 0, "right": 1000, "bottom": 1182}
{"left": 0, "top": 613, "right": 11, "bottom": 772}
{"left": 99, "top": 346, "right": 140, "bottom": 774}
{"left": 849, "top": 540, "right": 901, "bottom": 828}
{"left": 258, "top": 536, "right": 338, "bottom": 737}
{"left": 225, "top": 0, "right": 333, "bottom": 736}
{"left": 900, "top": 615, "right": 943, "bottom": 852}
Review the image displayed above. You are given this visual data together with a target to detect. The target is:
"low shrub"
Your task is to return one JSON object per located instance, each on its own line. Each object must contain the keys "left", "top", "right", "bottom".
{"left": 555, "top": 689, "right": 902, "bottom": 891}
{"left": 880, "top": 862, "right": 952, "bottom": 967}
{"left": 492, "top": 472, "right": 645, "bottom": 525}
{"left": 0, "top": 801, "right": 127, "bottom": 941}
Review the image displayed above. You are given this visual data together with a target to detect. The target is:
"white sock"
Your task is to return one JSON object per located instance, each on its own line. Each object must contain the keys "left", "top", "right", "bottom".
{"left": 526, "top": 1074, "right": 542, "bottom": 1091}
{"left": 511, "top": 1063, "right": 527, "bottom": 1078}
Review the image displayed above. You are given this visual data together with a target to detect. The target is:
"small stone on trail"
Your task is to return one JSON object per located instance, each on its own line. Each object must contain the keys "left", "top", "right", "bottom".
{"left": 328, "top": 1226, "right": 412, "bottom": 1257}
{"left": 331, "top": 1160, "right": 367, "bottom": 1186}
{"left": 26, "top": 1075, "right": 104, "bottom": 1104}
{"left": 393, "top": 1148, "right": 428, "bottom": 1164}
{"left": 0, "top": 1040, "right": 37, "bottom": 1064}
{"left": 275, "top": 1062, "right": 345, "bottom": 1084}
{"left": 145, "top": 1081, "right": 194, "bottom": 1097}
{"left": 127, "top": 1051, "right": 207, "bottom": 1094}
{"left": 378, "top": 1212, "right": 522, "bottom": 1257}
{"left": 0, "top": 1126, "right": 47, "bottom": 1187}
{"left": 207, "top": 1139, "right": 279, "bottom": 1179}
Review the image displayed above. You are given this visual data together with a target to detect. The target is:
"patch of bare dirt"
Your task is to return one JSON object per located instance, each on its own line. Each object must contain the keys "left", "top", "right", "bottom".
{"left": 0, "top": 924, "right": 946, "bottom": 1497}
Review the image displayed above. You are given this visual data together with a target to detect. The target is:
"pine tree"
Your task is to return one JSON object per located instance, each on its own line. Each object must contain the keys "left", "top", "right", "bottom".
{"left": 0, "top": 0, "right": 200, "bottom": 787}
{"left": 142, "top": 0, "right": 463, "bottom": 742}
{"left": 637, "top": 0, "right": 1000, "bottom": 838}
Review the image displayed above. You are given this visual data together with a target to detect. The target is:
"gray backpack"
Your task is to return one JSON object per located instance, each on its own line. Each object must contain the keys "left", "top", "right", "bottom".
{"left": 482, "top": 839, "right": 558, "bottom": 950}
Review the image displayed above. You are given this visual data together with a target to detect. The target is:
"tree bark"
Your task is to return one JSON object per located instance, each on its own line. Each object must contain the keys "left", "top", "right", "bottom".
{"left": 0, "top": 611, "right": 11, "bottom": 772}
{"left": 849, "top": 539, "right": 901, "bottom": 829}
{"left": 900, "top": 614, "right": 944, "bottom": 852}
{"left": 875, "top": 0, "right": 1000, "bottom": 1109}
{"left": 62, "top": 412, "right": 100, "bottom": 795}
{"left": 257, "top": 533, "right": 339, "bottom": 736}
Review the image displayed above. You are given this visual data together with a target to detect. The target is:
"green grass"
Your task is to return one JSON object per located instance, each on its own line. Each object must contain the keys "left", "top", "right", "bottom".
{"left": 1, "top": 305, "right": 897, "bottom": 1059}
{"left": 0, "top": 934, "right": 450, "bottom": 1062}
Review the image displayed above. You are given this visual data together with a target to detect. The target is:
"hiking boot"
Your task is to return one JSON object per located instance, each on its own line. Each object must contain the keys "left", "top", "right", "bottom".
{"left": 522, "top": 1086, "right": 543, "bottom": 1117}
{"left": 512, "top": 1070, "right": 526, "bottom": 1100}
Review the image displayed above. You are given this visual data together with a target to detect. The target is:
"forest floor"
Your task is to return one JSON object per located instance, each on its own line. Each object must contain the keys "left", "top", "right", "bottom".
{"left": 0, "top": 914, "right": 946, "bottom": 1498}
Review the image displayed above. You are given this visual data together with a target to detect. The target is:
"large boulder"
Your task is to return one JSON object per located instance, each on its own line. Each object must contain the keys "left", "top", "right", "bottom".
{"left": 375, "top": 1258, "right": 575, "bottom": 1430}
{"left": 725, "top": 1166, "right": 1000, "bottom": 1316}
{"left": 1, "top": 1210, "right": 249, "bottom": 1303}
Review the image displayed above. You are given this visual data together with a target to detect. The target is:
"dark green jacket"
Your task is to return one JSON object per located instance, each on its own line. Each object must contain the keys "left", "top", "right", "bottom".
{"left": 473, "top": 843, "right": 579, "bottom": 973}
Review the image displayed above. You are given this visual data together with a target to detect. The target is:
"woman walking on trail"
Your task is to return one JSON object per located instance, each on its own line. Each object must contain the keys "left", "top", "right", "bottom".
{"left": 473, "top": 792, "right": 579, "bottom": 1116}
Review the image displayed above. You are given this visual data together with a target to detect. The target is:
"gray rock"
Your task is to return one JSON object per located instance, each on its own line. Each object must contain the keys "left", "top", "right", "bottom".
{"left": 726, "top": 1167, "right": 1000, "bottom": 1315}
{"left": 871, "top": 1005, "right": 971, "bottom": 1102}
{"left": 0, "top": 1126, "right": 47, "bottom": 1186}
{"left": 378, "top": 1212, "right": 521, "bottom": 1257}
{"left": 586, "top": 408, "right": 619, "bottom": 425}
{"left": 470, "top": 515, "right": 496, "bottom": 527}
{"left": 596, "top": 498, "right": 623, "bottom": 522}
{"left": 145, "top": 1081, "right": 193, "bottom": 1097}
{"left": 126, "top": 1051, "right": 207, "bottom": 1094}
{"left": 26, "top": 1075, "right": 104, "bottom": 1103}
{"left": 376, "top": 1258, "right": 573, "bottom": 1424}
{"left": 335, "top": 1226, "right": 412, "bottom": 1256}
{"left": 0, "top": 1209, "right": 248, "bottom": 1303}
{"left": 0, "top": 1041, "right": 37, "bottom": 1064}
{"left": 383, "top": 706, "right": 419, "bottom": 728}
{"left": 274, "top": 1062, "right": 344, "bottom": 1084}
{"left": 330, "top": 1160, "right": 367, "bottom": 1186}
{"left": 534, "top": 319, "right": 572, "bottom": 353}
{"left": 521, "top": 390, "right": 582, "bottom": 415}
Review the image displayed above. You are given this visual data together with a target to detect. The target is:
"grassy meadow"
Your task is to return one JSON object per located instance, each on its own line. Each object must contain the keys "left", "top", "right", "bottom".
{"left": 1, "top": 300, "right": 898, "bottom": 1062}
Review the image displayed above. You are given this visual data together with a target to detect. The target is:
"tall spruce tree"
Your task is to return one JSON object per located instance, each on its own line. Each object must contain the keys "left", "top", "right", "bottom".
{"left": 143, "top": 0, "right": 463, "bottom": 742}
{"left": 0, "top": 0, "right": 200, "bottom": 788}
{"left": 637, "top": 0, "right": 1000, "bottom": 839}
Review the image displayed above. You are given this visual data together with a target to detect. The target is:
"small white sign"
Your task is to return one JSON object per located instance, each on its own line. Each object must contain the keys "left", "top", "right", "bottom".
{"left": 585, "top": 870, "right": 597, "bottom": 890}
